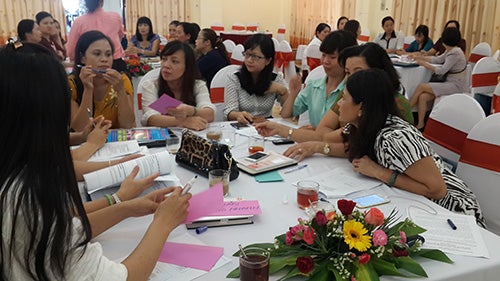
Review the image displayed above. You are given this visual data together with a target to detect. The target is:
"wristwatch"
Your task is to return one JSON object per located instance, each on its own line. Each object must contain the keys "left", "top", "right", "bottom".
{"left": 287, "top": 128, "right": 294, "bottom": 139}
{"left": 323, "top": 143, "right": 330, "bottom": 155}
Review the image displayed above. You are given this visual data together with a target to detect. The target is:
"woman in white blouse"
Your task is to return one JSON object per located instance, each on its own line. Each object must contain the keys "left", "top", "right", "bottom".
{"left": 373, "top": 16, "right": 404, "bottom": 54}
{"left": 142, "top": 40, "right": 215, "bottom": 131}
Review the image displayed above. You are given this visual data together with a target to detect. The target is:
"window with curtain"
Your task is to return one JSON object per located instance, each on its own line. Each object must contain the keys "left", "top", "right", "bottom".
{"left": 289, "top": 0, "right": 356, "bottom": 48}
{"left": 392, "top": 0, "right": 500, "bottom": 55}
{"left": 0, "top": 0, "right": 66, "bottom": 45}
{"left": 125, "top": 0, "right": 188, "bottom": 39}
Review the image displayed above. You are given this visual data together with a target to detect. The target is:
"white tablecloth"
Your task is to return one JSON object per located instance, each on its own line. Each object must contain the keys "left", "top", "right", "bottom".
{"left": 95, "top": 123, "right": 500, "bottom": 281}
{"left": 395, "top": 65, "right": 432, "bottom": 101}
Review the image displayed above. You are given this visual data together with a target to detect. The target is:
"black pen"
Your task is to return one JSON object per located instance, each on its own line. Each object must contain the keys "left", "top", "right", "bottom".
{"left": 447, "top": 218, "right": 457, "bottom": 230}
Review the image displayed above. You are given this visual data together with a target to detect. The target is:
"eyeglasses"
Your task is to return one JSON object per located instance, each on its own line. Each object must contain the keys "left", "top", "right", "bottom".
{"left": 242, "top": 52, "right": 266, "bottom": 61}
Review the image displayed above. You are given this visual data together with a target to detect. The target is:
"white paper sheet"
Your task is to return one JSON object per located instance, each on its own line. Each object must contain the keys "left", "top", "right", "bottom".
{"left": 88, "top": 140, "right": 141, "bottom": 162}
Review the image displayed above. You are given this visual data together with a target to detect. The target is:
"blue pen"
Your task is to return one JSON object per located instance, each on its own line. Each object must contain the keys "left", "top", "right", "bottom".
{"left": 284, "top": 164, "right": 308, "bottom": 174}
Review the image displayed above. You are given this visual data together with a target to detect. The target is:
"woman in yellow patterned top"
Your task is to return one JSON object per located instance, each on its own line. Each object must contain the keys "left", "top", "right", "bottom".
{"left": 69, "top": 30, "right": 135, "bottom": 130}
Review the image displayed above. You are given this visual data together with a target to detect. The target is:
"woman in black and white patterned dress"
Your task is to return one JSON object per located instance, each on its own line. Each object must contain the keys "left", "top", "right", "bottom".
{"left": 339, "top": 69, "right": 485, "bottom": 227}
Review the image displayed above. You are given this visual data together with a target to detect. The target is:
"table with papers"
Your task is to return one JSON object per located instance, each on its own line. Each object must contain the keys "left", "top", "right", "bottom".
{"left": 93, "top": 122, "right": 500, "bottom": 281}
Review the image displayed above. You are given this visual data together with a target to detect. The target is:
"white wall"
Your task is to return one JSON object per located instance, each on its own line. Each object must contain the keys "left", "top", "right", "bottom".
{"left": 103, "top": 0, "right": 122, "bottom": 17}
{"left": 356, "top": 0, "right": 394, "bottom": 40}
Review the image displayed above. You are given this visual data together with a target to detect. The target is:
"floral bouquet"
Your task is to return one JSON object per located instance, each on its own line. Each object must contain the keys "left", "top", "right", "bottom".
{"left": 126, "top": 54, "right": 153, "bottom": 77}
{"left": 228, "top": 199, "right": 452, "bottom": 281}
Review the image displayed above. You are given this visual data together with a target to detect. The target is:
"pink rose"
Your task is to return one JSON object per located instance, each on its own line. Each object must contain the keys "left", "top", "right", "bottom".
{"left": 296, "top": 256, "right": 314, "bottom": 274}
{"left": 372, "top": 230, "right": 388, "bottom": 246}
{"left": 399, "top": 231, "right": 407, "bottom": 244}
{"left": 315, "top": 211, "right": 328, "bottom": 226}
{"left": 364, "top": 208, "right": 384, "bottom": 226}
{"left": 285, "top": 231, "right": 294, "bottom": 245}
{"left": 303, "top": 227, "right": 316, "bottom": 245}
{"left": 338, "top": 199, "right": 356, "bottom": 216}
{"left": 359, "top": 253, "right": 371, "bottom": 264}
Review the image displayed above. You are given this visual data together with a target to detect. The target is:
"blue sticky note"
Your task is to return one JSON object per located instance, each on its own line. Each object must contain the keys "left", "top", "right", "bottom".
{"left": 255, "top": 170, "right": 284, "bottom": 182}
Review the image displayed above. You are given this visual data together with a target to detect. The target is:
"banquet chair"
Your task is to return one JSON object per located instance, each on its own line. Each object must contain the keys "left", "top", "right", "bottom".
{"left": 230, "top": 44, "right": 245, "bottom": 65}
{"left": 456, "top": 113, "right": 500, "bottom": 236}
{"left": 296, "top": 44, "right": 307, "bottom": 71}
{"left": 403, "top": 35, "right": 414, "bottom": 50}
{"left": 493, "top": 50, "right": 500, "bottom": 60}
{"left": 492, "top": 81, "right": 500, "bottom": 114}
{"left": 468, "top": 42, "right": 491, "bottom": 66}
{"left": 471, "top": 57, "right": 500, "bottom": 115}
{"left": 210, "top": 65, "right": 241, "bottom": 121}
{"left": 211, "top": 22, "right": 225, "bottom": 34}
{"left": 223, "top": 39, "right": 236, "bottom": 59}
{"left": 277, "top": 40, "right": 296, "bottom": 85}
{"left": 231, "top": 23, "right": 246, "bottom": 31}
{"left": 246, "top": 23, "right": 259, "bottom": 32}
{"left": 158, "top": 35, "right": 168, "bottom": 52}
{"left": 137, "top": 68, "right": 161, "bottom": 126}
{"left": 276, "top": 24, "right": 286, "bottom": 42}
{"left": 305, "top": 44, "right": 322, "bottom": 72}
{"left": 271, "top": 37, "right": 281, "bottom": 74}
{"left": 423, "top": 94, "right": 485, "bottom": 171}
{"left": 358, "top": 28, "right": 370, "bottom": 45}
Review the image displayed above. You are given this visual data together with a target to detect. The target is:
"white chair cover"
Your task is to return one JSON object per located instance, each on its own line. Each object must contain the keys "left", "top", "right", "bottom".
{"left": 469, "top": 42, "right": 492, "bottom": 65}
{"left": 137, "top": 68, "right": 161, "bottom": 126}
{"left": 295, "top": 44, "right": 307, "bottom": 70}
{"left": 210, "top": 65, "right": 241, "bottom": 122}
{"left": 276, "top": 24, "right": 286, "bottom": 41}
{"left": 277, "top": 40, "right": 296, "bottom": 85}
{"left": 271, "top": 37, "right": 280, "bottom": 74}
{"left": 357, "top": 27, "right": 370, "bottom": 45}
{"left": 423, "top": 94, "right": 485, "bottom": 168}
{"left": 493, "top": 50, "right": 500, "bottom": 60}
{"left": 223, "top": 39, "right": 236, "bottom": 58}
{"left": 246, "top": 22, "right": 259, "bottom": 32}
{"left": 230, "top": 44, "right": 245, "bottom": 65}
{"left": 403, "top": 35, "right": 414, "bottom": 50}
{"left": 456, "top": 113, "right": 500, "bottom": 235}
{"left": 304, "top": 44, "right": 322, "bottom": 72}
{"left": 211, "top": 22, "right": 225, "bottom": 34}
{"left": 471, "top": 57, "right": 500, "bottom": 97}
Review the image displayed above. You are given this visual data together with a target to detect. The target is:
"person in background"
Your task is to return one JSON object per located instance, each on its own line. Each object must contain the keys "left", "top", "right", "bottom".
{"left": 126, "top": 16, "right": 160, "bottom": 57}
{"left": 66, "top": 0, "right": 127, "bottom": 73}
{"left": 410, "top": 27, "right": 467, "bottom": 130}
{"left": 302, "top": 23, "right": 331, "bottom": 74}
{"left": 176, "top": 22, "right": 197, "bottom": 47}
{"left": 402, "top": 25, "right": 433, "bottom": 54}
{"left": 169, "top": 20, "right": 180, "bottom": 40}
{"left": 337, "top": 16, "right": 349, "bottom": 30}
{"left": 142, "top": 41, "right": 215, "bottom": 131}
{"left": 17, "top": 19, "right": 42, "bottom": 44}
{"left": 280, "top": 30, "right": 357, "bottom": 128}
{"left": 69, "top": 31, "right": 135, "bottom": 131}
{"left": 424, "top": 20, "right": 466, "bottom": 56}
{"left": 224, "top": 34, "right": 291, "bottom": 123}
{"left": 195, "top": 28, "right": 230, "bottom": 88}
{"left": 35, "top": 11, "right": 66, "bottom": 60}
{"left": 0, "top": 41, "right": 191, "bottom": 281}
{"left": 343, "top": 20, "right": 361, "bottom": 39}
{"left": 52, "top": 19, "right": 66, "bottom": 47}
{"left": 373, "top": 16, "right": 404, "bottom": 54}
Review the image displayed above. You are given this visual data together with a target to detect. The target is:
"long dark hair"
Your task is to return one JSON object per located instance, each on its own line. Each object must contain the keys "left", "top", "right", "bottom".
{"left": 158, "top": 40, "right": 200, "bottom": 106}
{"left": 339, "top": 43, "right": 401, "bottom": 93}
{"left": 71, "top": 30, "right": 115, "bottom": 105}
{"left": 17, "top": 19, "right": 36, "bottom": 41}
{"left": 85, "top": 0, "right": 101, "bottom": 13}
{"left": 200, "top": 28, "right": 230, "bottom": 64}
{"left": 343, "top": 69, "right": 401, "bottom": 161}
{"left": 0, "top": 42, "right": 91, "bottom": 280}
{"left": 415, "top": 25, "right": 430, "bottom": 50}
{"left": 237, "top": 33, "right": 276, "bottom": 97}
{"left": 135, "top": 16, "right": 155, "bottom": 41}
{"left": 344, "top": 20, "right": 360, "bottom": 38}
{"left": 337, "top": 16, "right": 348, "bottom": 29}
{"left": 315, "top": 23, "right": 331, "bottom": 37}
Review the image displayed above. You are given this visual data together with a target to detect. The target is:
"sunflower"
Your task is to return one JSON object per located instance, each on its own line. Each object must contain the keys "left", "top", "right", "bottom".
{"left": 343, "top": 220, "right": 372, "bottom": 252}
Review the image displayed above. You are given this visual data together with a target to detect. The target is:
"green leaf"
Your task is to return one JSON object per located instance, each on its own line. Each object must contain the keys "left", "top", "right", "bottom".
{"left": 226, "top": 266, "right": 240, "bottom": 278}
{"left": 277, "top": 267, "right": 301, "bottom": 281}
{"left": 412, "top": 249, "right": 453, "bottom": 264}
{"left": 326, "top": 262, "right": 350, "bottom": 281}
{"left": 394, "top": 256, "right": 427, "bottom": 277}
{"left": 309, "top": 268, "right": 332, "bottom": 281}
{"left": 355, "top": 263, "right": 380, "bottom": 281}
{"left": 371, "top": 257, "right": 406, "bottom": 277}
{"left": 269, "top": 256, "right": 301, "bottom": 274}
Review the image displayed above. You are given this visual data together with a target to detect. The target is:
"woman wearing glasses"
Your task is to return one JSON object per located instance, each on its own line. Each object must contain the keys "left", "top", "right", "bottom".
{"left": 224, "top": 34, "right": 292, "bottom": 123}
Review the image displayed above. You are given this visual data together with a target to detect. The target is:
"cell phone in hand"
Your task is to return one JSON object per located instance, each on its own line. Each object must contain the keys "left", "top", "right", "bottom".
{"left": 230, "top": 122, "right": 250, "bottom": 129}
{"left": 272, "top": 138, "right": 294, "bottom": 145}
{"left": 245, "top": 152, "right": 269, "bottom": 162}
{"left": 352, "top": 194, "right": 390, "bottom": 208}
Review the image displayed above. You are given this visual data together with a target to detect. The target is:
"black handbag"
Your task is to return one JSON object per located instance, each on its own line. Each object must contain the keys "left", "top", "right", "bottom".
{"left": 429, "top": 73, "right": 448, "bottom": 82}
{"left": 175, "top": 129, "right": 239, "bottom": 181}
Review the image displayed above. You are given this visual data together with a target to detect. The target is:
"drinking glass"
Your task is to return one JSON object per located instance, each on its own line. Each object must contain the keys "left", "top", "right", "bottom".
{"left": 296, "top": 180, "right": 319, "bottom": 209}
{"left": 209, "top": 169, "right": 230, "bottom": 196}
{"left": 248, "top": 135, "right": 265, "bottom": 155}
{"left": 206, "top": 124, "right": 222, "bottom": 142}
{"left": 239, "top": 247, "right": 270, "bottom": 281}
{"left": 166, "top": 136, "right": 180, "bottom": 154}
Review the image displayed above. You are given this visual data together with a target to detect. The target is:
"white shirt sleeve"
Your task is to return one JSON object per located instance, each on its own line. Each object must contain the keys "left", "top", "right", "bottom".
{"left": 141, "top": 79, "right": 161, "bottom": 125}
{"left": 396, "top": 31, "right": 405, "bottom": 50}
{"left": 193, "top": 80, "right": 216, "bottom": 111}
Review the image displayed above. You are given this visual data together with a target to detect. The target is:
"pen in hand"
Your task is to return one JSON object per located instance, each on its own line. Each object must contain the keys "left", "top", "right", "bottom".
{"left": 181, "top": 175, "right": 198, "bottom": 195}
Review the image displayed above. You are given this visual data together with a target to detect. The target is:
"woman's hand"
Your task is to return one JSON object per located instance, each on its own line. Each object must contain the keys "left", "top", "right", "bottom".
{"left": 180, "top": 116, "right": 208, "bottom": 131}
{"left": 168, "top": 104, "right": 195, "bottom": 119}
{"left": 288, "top": 75, "right": 302, "bottom": 97}
{"left": 154, "top": 187, "right": 191, "bottom": 229}
{"left": 283, "top": 141, "right": 323, "bottom": 161}
{"left": 79, "top": 66, "right": 96, "bottom": 90}
{"left": 116, "top": 166, "right": 160, "bottom": 201}
{"left": 102, "top": 68, "right": 125, "bottom": 92}
{"left": 122, "top": 187, "right": 180, "bottom": 218}
{"left": 254, "top": 121, "right": 287, "bottom": 137}
{"left": 85, "top": 115, "right": 112, "bottom": 147}
{"left": 233, "top": 111, "right": 254, "bottom": 124}
{"left": 351, "top": 156, "right": 385, "bottom": 178}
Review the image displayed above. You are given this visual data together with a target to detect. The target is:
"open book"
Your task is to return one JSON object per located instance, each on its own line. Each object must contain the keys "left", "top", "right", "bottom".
{"left": 235, "top": 151, "right": 297, "bottom": 175}
{"left": 83, "top": 151, "right": 173, "bottom": 194}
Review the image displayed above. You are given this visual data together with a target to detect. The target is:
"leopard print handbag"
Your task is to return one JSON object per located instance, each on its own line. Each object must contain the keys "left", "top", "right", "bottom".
{"left": 175, "top": 129, "right": 239, "bottom": 181}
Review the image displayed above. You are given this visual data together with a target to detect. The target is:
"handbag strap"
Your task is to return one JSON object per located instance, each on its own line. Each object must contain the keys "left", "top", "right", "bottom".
{"left": 448, "top": 63, "right": 468, "bottom": 74}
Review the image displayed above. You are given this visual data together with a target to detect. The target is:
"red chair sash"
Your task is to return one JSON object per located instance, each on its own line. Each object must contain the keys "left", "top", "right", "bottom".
{"left": 403, "top": 43, "right": 409, "bottom": 49}
{"left": 472, "top": 72, "right": 500, "bottom": 88}
{"left": 493, "top": 95, "right": 500, "bottom": 114}
{"left": 274, "top": 51, "right": 294, "bottom": 68}
{"left": 460, "top": 138, "right": 500, "bottom": 172}
{"left": 211, "top": 26, "right": 224, "bottom": 32}
{"left": 423, "top": 118, "right": 468, "bottom": 154}
{"left": 358, "top": 35, "right": 370, "bottom": 42}
{"left": 306, "top": 57, "right": 321, "bottom": 71}
{"left": 230, "top": 58, "right": 243, "bottom": 65}
{"left": 210, "top": 87, "right": 224, "bottom": 103}
{"left": 277, "top": 28, "right": 286, "bottom": 34}
{"left": 232, "top": 26, "right": 245, "bottom": 31}
{"left": 468, "top": 53, "right": 486, "bottom": 64}
{"left": 247, "top": 26, "right": 257, "bottom": 32}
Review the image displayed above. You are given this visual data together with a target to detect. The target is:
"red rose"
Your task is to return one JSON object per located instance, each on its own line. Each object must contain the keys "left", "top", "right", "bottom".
{"left": 364, "top": 208, "right": 384, "bottom": 226}
{"left": 358, "top": 253, "right": 371, "bottom": 264}
{"left": 393, "top": 248, "right": 409, "bottom": 257}
{"left": 302, "top": 227, "right": 316, "bottom": 245}
{"left": 142, "top": 64, "right": 151, "bottom": 71}
{"left": 296, "top": 256, "right": 314, "bottom": 274}
{"left": 338, "top": 199, "right": 356, "bottom": 215}
{"left": 133, "top": 67, "right": 140, "bottom": 73}
{"left": 285, "top": 231, "right": 294, "bottom": 245}
{"left": 315, "top": 211, "right": 328, "bottom": 226}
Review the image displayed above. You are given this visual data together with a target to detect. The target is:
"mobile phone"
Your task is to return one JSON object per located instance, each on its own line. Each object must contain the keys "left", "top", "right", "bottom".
{"left": 230, "top": 122, "right": 250, "bottom": 129}
{"left": 91, "top": 68, "right": 107, "bottom": 74}
{"left": 352, "top": 194, "right": 390, "bottom": 208}
{"left": 245, "top": 152, "right": 269, "bottom": 162}
{"left": 272, "top": 138, "right": 295, "bottom": 145}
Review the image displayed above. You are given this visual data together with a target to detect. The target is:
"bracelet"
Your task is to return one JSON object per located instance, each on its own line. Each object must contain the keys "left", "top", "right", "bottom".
{"left": 104, "top": 194, "right": 114, "bottom": 206}
{"left": 387, "top": 170, "right": 400, "bottom": 187}
{"left": 192, "top": 106, "right": 197, "bottom": 116}
{"left": 111, "top": 193, "right": 122, "bottom": 204}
